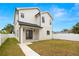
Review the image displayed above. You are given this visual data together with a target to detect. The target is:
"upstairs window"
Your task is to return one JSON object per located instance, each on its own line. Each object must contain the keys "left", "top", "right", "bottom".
{"left": 50, "top": 22, "right": 51, "bottom": 25}
{"left": 21, "top": 13, "right": 24, "bottom": 18}
{"left": 47, "top": 30, "right": 50, "bottom": 35}
{"left": 42, "top": 16, "right": 45, "bottom": 23}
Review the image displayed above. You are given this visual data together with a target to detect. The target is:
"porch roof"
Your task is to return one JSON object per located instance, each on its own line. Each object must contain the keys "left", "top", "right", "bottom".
{"left": 18, "top": 21, "right": 43, "bottom": 28}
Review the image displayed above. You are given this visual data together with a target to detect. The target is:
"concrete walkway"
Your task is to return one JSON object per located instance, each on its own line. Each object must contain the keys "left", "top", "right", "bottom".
{"left": 19, "top": 43, "right": 40, "bottom": 56}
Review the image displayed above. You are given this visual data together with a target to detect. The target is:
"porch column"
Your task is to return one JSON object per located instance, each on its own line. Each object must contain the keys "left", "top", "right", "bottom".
{"left": 20, "top": 26, "right": 23, "bottom": 43}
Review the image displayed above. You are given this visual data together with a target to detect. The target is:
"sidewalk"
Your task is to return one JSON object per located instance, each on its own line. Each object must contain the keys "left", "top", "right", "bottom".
{"left": 19, "top": 43, "right": 40, "bottom": 56}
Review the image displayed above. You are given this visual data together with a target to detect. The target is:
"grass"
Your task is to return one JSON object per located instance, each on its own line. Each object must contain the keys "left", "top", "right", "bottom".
{"left": 28, "top": 39, "right": 79, "bottom": 56}
{"left": 0, "top": 30, "right": 8, "bottom": 34}
{"left": 0, "top": 38, "right": 25, "bottom": 56}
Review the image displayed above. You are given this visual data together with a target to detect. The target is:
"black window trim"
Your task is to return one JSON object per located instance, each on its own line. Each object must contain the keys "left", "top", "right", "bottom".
{"left": 47, "top": 30, "right": 50, "bottom": 35}
{"left": 21, "top": 13, "right": 24, "bottom": 18}
{"left": 42, "top": 16, "right": 45, "bottom": 23}
{"left": 26, "top": 30, "right": 33, "bottom": 39}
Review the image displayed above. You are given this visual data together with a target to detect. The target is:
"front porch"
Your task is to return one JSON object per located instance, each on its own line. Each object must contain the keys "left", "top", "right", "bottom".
{"left": 19, "top": 26, "right": 41, "bottom": 43}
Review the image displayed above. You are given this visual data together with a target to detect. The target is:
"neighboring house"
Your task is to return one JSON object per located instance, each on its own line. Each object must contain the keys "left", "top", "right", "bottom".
{"left": 14, "top": 7, "right": 53, "bottom": 43}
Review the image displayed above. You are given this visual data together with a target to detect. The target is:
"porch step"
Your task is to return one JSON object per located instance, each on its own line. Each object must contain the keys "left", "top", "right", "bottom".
{"left": 26, "top": 42, "right": 32, "bottom": 45}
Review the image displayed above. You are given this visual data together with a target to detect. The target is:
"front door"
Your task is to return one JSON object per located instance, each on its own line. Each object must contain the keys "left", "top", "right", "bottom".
{"left": 26, "top": 30, "right": 33, "bottom": 39}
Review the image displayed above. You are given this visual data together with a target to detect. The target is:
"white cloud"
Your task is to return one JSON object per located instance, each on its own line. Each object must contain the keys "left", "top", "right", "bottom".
{"left": 50, "top": 4, "right": 79, "bottom": 21}
{"left": 50, "top": 6, "right": 67, "bottom": 18}
{"left": 54, "top": 9, "right": 66, "bottom": 17}
{"left": 50, "top": 4, "right": 79, "bottom": 31}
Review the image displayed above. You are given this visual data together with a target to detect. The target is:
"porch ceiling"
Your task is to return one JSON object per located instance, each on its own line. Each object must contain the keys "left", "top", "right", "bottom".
{"left": 18, "top": 21, "right": 43, "bottom": 28}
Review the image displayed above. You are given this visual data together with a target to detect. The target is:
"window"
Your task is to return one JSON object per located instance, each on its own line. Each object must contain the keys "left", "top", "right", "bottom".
{"left": 50, "top": 22, "right": 51, "bottom": 25}
{"left": 47, "top": 30, "right": 50, "bottom": 35}
{"left": 21, "top": 13, "right": 24, "bottom": 18}
{"left": 42, "top": 16, "right": 45, "bottom": 23}
{"left": 26, "top": 30, "right": 33, "bottom": 39}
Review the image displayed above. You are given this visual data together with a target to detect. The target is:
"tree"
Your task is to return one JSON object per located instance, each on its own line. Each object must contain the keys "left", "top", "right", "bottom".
{"left": 2, "top": 24, "right": 14, "bottom": 33}
{"left": 72, "top": 22, "right": 79, "bottom": 34}
{"left": 61, "top": 29, "right": 69, "bottom": 33}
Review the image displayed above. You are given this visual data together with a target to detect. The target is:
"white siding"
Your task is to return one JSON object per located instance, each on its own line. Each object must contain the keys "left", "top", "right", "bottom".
{"left": 35, "top": 13, "right": 41, "bottom": 26}
{"left": 33, "top": 29, "right": 39, "bottom": 40}
{"left": 39, "top": 13, "right": 52, "bottom": 40}
{"left": 19, "top": 9, "right": 41, "bottom": 26}
{"left": 14, "top": 8, "right": 53, "bottom": 42}
{"left": 14, "top": 9, "right": 41, "bottom": 42}
{"left": 14, "top": 10, "right": 20, "bottom": 38}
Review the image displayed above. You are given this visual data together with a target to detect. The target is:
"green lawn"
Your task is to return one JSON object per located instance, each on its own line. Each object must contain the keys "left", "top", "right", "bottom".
{"left": 0, "top": 38, "right": 25, "bottom": 56}
{"left": 0, "top": 30, "right": 8, "bottom": 34}
{"left": 28, "top": 39, "right": 79, "bottom": 56}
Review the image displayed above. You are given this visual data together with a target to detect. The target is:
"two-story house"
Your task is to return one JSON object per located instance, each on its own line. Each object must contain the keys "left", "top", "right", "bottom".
{"left": 14, "top": 7, "right": 53, "bottom": 43}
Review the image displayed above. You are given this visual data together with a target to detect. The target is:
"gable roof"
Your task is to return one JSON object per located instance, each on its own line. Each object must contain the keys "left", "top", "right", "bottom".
{"left": 41, "top": 12, "right": 53, "bottom": 20}
{"left": 18, "top": 21, "right": 43, "bottom": 28}
{"left": 15, "top": 7, "right": 41, "bottom": 15}
{"left": 16, "top": 7, "right": 40, "bottom": 11}
{"left": 15, "top": 7, "right": 53, "bottom": 20}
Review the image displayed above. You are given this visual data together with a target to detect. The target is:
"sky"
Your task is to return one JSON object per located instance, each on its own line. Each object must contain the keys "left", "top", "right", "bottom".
{"left": 0, "top": 3, "right": 79, "bottom": 32}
